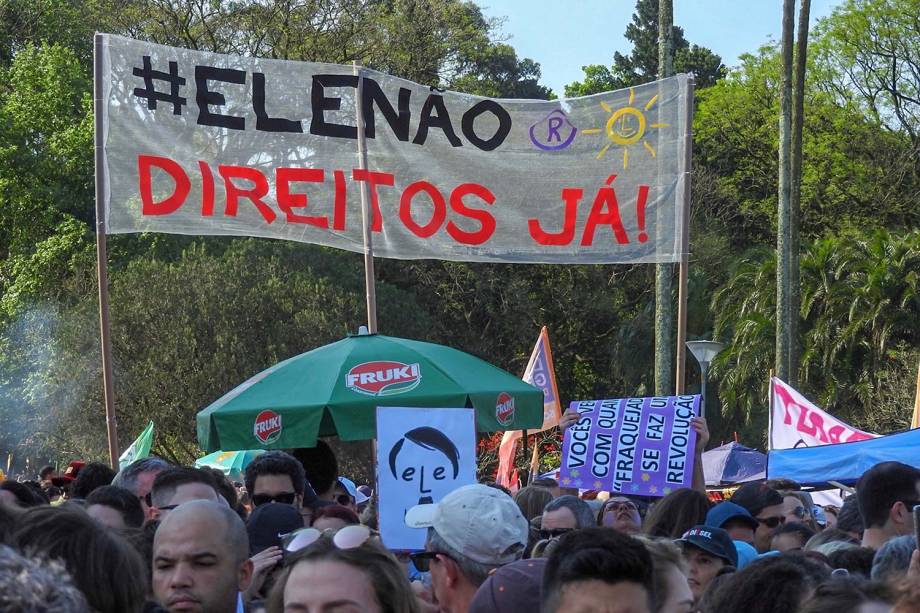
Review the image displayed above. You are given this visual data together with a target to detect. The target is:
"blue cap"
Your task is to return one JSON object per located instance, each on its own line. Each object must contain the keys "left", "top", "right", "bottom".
{"left": 733, "top": 540, "right": 758, "bottom": 569}
{"left": 678, "top": 525, "right": 739, "bottom": 567}
{"left": 706, "top": 501, "right": 759, "bottom": 531}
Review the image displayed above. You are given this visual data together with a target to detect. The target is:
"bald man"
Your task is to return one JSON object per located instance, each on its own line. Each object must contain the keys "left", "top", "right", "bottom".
{"left": 153, "top": 500, "right": 253, "bottom": 613}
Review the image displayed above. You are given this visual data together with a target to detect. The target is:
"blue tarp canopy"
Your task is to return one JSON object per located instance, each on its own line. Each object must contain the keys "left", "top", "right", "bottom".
{"left": 768, "top": 428, "right": 919, "bottom": 487}
{"left": 702, "top": 442, "right": 766, "bottom": 487}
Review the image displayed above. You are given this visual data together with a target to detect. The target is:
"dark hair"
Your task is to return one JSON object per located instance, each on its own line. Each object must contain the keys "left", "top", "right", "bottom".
{"left": 533, "top": 478, "right": 559, "bottom": 489}
{"left": 730, "top": 482, "right": 784, "bottom": 517}
{"left": 246, "top": 450, "right": 307, "bottom": 497}
{"left": 481, "top": 480, "right": 513, "bottom": 498}
{"left": 544, "top": 495, "right": 595, "bottom": 529}
{"left": 38, "top": 465, "right": 56, "bottom": 480}
{"left": 765, "top": 478, "right": 801, "bottom": 491}
{"left": 0, "top": 504, "right": 21, "bottom": 546}
{"left": 85, "top": 485, "right": 145, "bottom": 528}
{"left": 773, "top": 522, "right": 816, "bottom": 549}
{"left": 312, "top": 504, "right": 360, "bottom": 526}
{"left": 514, "top": 486, "right": 554, "bottom": 522}
{"left": 642, "top": 488, "right": 711, "bottom": 538}
{"left": 857, "top": 462, "right": 920, "bottom": 529}
{"left": 72, "top": 462, "right": 115, "bottom": 499}
{"left": 13, "top": 506, "right": 147, "bottom": 613}
{"left": 827, "top": 546, "right": 875, "bottom": 578}
{"left": 150, "top": 467, "right": 218, "bottom": 507}
{"left": 701, "top": 553, "right": 829, "bottom": 613}
{"left": 388, "top": 427, "right": 460, "bottom": 479}
{"left": 542, "top": 528, "right": 653, "bottom": 613}
{"left": 0, "top": 480, "right": 48, "bottom": 507}
{"left": 198, "top": 467, "right": 239, "bottom": 508}
{"left": 266, "top": 534, "right": 421, "bottom": 613}
{"left": 836, "top": 495, "right": 864, "bottom": 535}
{"left": 799, "top": 576, "right": 894, "bottom": 613}
{"left": 122, "top": 520, "right": 158, "bottom": 589}
{"left": 291, "top": 441, "right": 338, "bottom": 495}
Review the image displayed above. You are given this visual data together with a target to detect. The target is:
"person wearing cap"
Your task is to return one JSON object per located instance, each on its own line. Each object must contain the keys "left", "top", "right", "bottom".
{"left": 406, "top": 484, "right": 529, "bottom": 613}
{"left": 677, "top": 525, "right": 737, "bottom": 606}
{"left": 705, "top": 501, "right": 759, "bottom": 546}
{"left": 334, "top": 476, "right": 370, "bottom": 514}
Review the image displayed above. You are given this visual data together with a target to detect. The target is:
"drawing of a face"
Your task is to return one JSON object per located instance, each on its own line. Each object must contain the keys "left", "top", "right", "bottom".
{"left": 389, "top": 427, "right": 460, "bottom": 505}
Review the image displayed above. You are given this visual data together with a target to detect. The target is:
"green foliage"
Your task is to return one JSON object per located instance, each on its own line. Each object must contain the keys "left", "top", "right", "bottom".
{"left": 565, "top": 0, "right": 725, "bottom": 97}
{"left": 712, "top": 229, "right": 920, "bottom": 442}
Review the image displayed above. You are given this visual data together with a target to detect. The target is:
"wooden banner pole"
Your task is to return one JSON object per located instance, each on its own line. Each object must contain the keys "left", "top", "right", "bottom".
{"left": 353, "top": 62, "right": 378, "bottom": 334}
{"left": 94, "top": 34, "right": 120, "bottom": 469}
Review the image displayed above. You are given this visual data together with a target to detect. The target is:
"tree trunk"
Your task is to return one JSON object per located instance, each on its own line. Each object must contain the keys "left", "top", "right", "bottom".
{"left": 655, "top": 0, "right": 674, "bottom": 395}
{"left": 789, "top": 0, "right": 811, "bottom": 387}
{"left": 776, "top": 0, "right": 795, "bottom": 382}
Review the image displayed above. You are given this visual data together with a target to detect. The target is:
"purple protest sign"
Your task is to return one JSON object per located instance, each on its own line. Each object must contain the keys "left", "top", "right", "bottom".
{"left": 559, "top": 395, "right": 700, "bottom": 496}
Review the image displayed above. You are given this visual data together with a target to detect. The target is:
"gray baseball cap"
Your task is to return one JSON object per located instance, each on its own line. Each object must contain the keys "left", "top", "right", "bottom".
{"left": 405, "top": 484, "right": 528, "bottom": 565}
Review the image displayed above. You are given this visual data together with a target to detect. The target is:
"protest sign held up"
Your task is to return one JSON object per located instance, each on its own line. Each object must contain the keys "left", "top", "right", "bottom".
{"left": 560, "top": 395, "right": 700, "bottom": 496}
{"left": 376, "top": 406, "right": 476, "bottom": 550}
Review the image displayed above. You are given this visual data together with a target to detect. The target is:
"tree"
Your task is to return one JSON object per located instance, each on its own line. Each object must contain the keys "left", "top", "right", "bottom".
{"left": 565, "top": 0, "right": 725, "bottom": 97}
{"left": 812, "top": 0, "right": 920, "bottom": 152}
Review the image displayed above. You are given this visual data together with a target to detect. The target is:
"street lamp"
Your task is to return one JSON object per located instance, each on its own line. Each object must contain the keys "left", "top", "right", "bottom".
{"left": 686, "top": 340, "right": 725, "bottom": 419}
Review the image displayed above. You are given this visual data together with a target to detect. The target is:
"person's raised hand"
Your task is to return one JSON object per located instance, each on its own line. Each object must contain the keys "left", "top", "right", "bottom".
{"left": 559, "top": 408, "right": 580, "bottom": 431}
{"left": 691, "top": 416, "right": 710, "bottom": 451}
{"left": 246, "top": 545, "right": 283, "bottom": 601}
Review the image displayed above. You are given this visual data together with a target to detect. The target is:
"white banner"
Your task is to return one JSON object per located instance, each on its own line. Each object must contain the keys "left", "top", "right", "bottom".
{"left": 99, "top": 34, "right": 692, "bottom": 264}
{"left": 376, "top": 406, "right": 476, "bottom": 550}
{"left": 769, "top": 377, "right": 877, "bottom": 450}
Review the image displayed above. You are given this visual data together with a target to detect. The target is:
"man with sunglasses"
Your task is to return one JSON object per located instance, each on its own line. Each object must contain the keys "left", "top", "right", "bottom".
{"left": 113, "top": 456, "right": 172, "bottom": 521}
{"left": 406, "top": 484, "right": 529, "bottom": 613}
{"left": 541, "top": 495, "right": 595, "bottom": 539}
{"left": 730, "top": 482, "right": 785, "bottom": 553}
{"left": 244, "top": 450, "right": 309, "bottom": 511}
{"left": 857, "top": 461, "right": 920, "bottom": 550}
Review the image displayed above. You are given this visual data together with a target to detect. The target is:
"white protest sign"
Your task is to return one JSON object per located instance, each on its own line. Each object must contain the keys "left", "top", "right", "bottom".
{"left": 376, "top": 406, "right": 476, "bottom": 550}
{"left": 99, "top": 34, "right": 692, "bottom": 264}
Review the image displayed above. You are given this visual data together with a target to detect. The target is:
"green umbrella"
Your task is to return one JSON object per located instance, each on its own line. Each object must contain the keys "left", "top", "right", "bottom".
{"left": 194, "top": 449, "right": 265, "bottom": 479}
{"left": 197, "top": 333, "right": 543, "bottom": 452}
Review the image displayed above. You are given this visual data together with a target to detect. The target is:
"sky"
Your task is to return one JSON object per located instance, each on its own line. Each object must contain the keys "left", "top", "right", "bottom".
{"left": 479, "top": 0, "right": 842, "bottom": 97}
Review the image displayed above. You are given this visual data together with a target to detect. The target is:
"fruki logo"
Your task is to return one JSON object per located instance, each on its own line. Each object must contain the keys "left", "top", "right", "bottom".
{"left": 253, "top": 410, "right": 282, "bottom": 444}
{"left": 496, "top": 392, "right": 516, "bottom": 426}
{"left": 345, "top": 361, "right": 422, "bottom": 396}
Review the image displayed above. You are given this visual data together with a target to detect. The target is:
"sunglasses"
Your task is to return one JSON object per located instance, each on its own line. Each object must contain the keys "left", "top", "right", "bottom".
{"left": 757, "top": 515, "right": 786, "bottom": 528}
{"left": 409, "top": 550, "right": 455, "bottom": 572}
{"left": 283, "top": 524, "right": 372, "bottom": 553}
{"left": 604, "top": 501, "right": 639, "bottom": 513}
{"left": 539, "top": 528, "right": 574, "bottom": 540}
{"left": 252, "top": 492, "right": 297, "bottom": 506}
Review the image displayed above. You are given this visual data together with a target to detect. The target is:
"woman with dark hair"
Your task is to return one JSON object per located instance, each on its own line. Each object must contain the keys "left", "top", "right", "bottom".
{"left": 267, "top": 526, "right": 421, "bottom": 613}
{"left": 13, "top": 506, "right": 148, "bottom": 613}
{"left": 701, "top": 553, "right": 829, "bottom": 613}
{"left": 642, "top": 488, "right": 711, "bottom": 539}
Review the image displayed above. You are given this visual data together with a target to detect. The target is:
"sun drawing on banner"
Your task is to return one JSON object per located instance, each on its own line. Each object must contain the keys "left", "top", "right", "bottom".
{"left": 582, "top": 88, "right": 669, "bottom": 169}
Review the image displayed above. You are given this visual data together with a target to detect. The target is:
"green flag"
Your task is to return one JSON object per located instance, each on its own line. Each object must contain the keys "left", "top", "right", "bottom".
{"left": 119, "top": 421, "right": 154, "bottom": 470}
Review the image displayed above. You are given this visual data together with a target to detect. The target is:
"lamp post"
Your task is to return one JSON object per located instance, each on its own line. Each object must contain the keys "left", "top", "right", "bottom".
{"left": 686, "top": 341, "right": 725, "bottom": 419}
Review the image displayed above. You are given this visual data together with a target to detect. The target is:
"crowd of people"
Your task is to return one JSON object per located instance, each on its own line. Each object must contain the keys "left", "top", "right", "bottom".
{"left": 3, "top": 437, "right": 920, "bottom": 612}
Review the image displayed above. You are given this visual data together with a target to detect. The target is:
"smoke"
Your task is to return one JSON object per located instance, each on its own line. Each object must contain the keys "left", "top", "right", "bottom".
{"left": 0, "top": 303, "right": 97, "bottom": 476}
